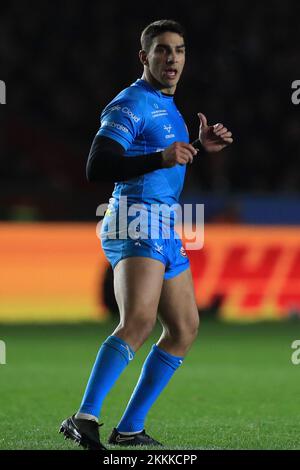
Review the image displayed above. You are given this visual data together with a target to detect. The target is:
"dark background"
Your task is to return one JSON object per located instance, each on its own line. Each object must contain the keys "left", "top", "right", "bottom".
{"left": 1, "top": 0, "right": 299, "bottom": 222}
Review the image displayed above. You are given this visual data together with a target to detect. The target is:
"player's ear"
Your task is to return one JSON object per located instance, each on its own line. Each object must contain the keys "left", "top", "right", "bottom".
{"left": 139, "top": 49, "right": 149, "bottom": 67}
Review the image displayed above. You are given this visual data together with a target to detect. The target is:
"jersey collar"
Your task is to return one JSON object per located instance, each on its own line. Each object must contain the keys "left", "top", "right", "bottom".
{"left": 134, "top": 78, "right": 174, "bottom": 100}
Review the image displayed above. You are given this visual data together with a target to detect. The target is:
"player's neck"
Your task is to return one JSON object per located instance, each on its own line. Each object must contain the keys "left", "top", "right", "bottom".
{"left": 141, "top": 72, "right": 176, "bottom": 96}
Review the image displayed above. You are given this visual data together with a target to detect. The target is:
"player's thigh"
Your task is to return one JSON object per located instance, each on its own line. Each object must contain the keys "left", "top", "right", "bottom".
{"left": 158, "top": 267, "right": 199, "bottom": 334}
{"left": 113, "top": 257, "right": 165, "bottom": 320}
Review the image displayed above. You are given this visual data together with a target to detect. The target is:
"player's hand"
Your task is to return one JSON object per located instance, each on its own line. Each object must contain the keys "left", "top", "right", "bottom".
{"left": 198, "top": 112, "right": 233, "bottom": 153}
{"left": 162, "top": 142, "right": 198, "bottom": 168}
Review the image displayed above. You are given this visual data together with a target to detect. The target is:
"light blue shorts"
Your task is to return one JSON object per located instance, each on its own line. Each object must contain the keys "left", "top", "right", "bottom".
{"left": 101, "top": 236, "right": 190, "bottom": 280}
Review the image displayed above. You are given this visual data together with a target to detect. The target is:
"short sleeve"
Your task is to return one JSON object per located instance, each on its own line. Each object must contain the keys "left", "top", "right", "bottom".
{"left": 97, "top": 98, "right": 144, "bottom": 151}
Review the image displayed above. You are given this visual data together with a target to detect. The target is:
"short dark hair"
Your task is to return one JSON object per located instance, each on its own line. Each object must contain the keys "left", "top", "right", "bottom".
{"left": 140, "top": 19, "right": 185, "bottom": 52}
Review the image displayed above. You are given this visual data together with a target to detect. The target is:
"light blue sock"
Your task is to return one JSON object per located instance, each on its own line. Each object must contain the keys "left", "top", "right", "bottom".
{"left": 117, "top": 344, "right": 183, "bottom": 433}
{"left": 79, "top": 335, "right": 135, "bottom": 418}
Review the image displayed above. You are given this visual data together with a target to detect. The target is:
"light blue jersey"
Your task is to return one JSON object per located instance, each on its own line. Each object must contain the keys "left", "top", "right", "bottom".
{"left": 98, "top": 78, "right": 189, "bottom": 209}
{"left": 98, "top": 78, "right": 190, "bottom": 278}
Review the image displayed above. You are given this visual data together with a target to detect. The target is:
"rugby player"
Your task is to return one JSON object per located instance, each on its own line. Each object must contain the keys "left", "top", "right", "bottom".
{"left": 60, "top": 19, "right": 233, "bottom": 450}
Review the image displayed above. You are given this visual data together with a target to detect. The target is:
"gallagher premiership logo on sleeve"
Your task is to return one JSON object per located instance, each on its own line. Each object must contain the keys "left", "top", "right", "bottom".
{"left": 0, "top": 80, "right": 6, "bottom": 104}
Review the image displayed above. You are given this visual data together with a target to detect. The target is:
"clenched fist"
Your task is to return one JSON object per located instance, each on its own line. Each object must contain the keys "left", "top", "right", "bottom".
{"left": 162, "top": 142, "right": 198, "bottom": 168}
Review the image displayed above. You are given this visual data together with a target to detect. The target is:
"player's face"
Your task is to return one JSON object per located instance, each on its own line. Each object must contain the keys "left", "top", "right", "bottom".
{"left": 143, "top": 32, "right": 185, "bottom": 94}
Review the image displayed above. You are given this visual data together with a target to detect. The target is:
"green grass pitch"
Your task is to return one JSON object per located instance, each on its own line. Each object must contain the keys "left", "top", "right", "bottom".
{"left": 0, "top": 319, "right": 300, "bottom": 450}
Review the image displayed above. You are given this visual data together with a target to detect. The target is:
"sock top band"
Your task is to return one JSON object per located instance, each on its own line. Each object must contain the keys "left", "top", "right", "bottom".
{"left": 105, "top": 336, "right": 135, "bottom": 363}
{"left": 153, "top": 344, "right": 184, "bottom": 370}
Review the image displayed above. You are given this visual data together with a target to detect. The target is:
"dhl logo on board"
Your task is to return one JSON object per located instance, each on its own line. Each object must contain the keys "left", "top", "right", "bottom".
{"left": 187, "top": 225, "right": 300, "bottom": 321}
{"left": 0, "top": 223, "right": 299, "bottom": 322}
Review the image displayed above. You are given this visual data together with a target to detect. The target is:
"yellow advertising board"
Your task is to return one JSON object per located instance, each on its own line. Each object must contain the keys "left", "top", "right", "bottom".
{"left": 0, "top": 223, "right": 299, "bottom": 322}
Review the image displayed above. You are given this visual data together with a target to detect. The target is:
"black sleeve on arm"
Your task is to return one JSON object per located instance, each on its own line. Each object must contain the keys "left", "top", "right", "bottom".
{"left": 86, "top": 135, "right": 163, "bottom": 183}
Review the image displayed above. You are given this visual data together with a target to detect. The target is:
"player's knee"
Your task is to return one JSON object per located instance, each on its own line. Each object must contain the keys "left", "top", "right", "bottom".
{"left": 169, "top": 314, "right": 199, "bottom": 345}
{"left": 117, "top": 314, "right": 156, "bottom": 350}
{"left": 182, "top": 322, "right": 199, "bottom": 345}
{"left": 134, "top": 316, "right": 156, "bottom": 341}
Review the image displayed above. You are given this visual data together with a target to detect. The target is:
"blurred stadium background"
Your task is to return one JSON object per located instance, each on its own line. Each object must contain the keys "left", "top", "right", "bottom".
{"left": 1, "top": 0, "right": 300, "bottom": 450}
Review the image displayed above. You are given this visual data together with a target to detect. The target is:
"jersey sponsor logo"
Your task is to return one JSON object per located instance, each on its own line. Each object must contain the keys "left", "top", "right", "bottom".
{"left": 122, "top": 106, "right": 140, "bottom": 122}
{"left": 109, "top": 105, "right": 140, "bottom": 122}
{"left": 151, "top": 109, "right": 168, "bottom": 118}
{"left": 152, "top": 102, "right": 168, "bottom": 117}
{"left": 102, "top": 120, "right": 129, "bottom": 133}
{"left": 110, "top": 105, "right": 122, "bottom": 112}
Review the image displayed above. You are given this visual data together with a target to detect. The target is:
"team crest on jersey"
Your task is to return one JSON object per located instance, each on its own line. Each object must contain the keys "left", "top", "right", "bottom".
{"left": 164, "top": 123, "right": 175, "bottom": 139}
{"left": 180, "top": 246, "right": 187, "bottom": 258}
